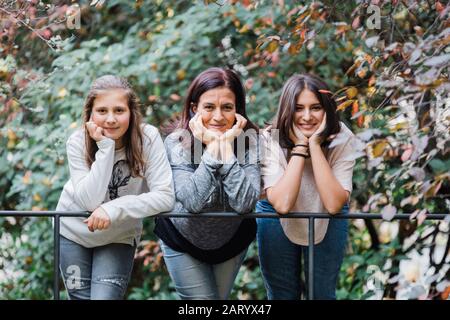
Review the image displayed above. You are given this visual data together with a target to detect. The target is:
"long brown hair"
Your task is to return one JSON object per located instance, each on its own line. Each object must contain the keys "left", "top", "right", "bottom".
{"left": 272, "top": 73, "right": 341, "bottom": 149}
{"left": 82, "top": 75, "right": 145, "bottom": 177}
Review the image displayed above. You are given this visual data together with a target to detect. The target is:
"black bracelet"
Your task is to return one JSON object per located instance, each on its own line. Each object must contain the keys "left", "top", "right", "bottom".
{"left": 291, "top": 152, "right": 310, "bottom": 158}
{"left": 294, "top": 144, "right": 309, "bottom": 148}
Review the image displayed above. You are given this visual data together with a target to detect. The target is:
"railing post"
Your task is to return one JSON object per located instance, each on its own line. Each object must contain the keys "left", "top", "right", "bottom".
{"left": 308, "top": 216, "right": 314, "bottom": 300}
{"left": 54, "top": 214, "right": 60, "bottom": 300}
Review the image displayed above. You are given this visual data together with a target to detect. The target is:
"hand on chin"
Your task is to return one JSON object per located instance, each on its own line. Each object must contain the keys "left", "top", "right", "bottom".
{"left": 207, "top": 127, "right": 225, "bottom": 135}
{"left": 299, "top": 129, "right": 314, "bottom": 138}
{"left": 103, "top": 131, "right": 117, "bottom": 139}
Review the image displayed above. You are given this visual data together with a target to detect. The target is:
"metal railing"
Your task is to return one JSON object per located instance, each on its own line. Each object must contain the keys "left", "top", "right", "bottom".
{"left": 0, "top": 210, "right": 448, "bottom": 300}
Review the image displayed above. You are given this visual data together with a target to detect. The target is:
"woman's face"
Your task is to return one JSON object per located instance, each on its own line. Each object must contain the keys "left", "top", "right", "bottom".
{"left": 193, "top": 87, "right": 236, "bottom": 134}
{"left": 91, "top": 89, "right": 131, "bottom": 146}
{"left": 293, "top": 89, "right": 325, "bottom": 138}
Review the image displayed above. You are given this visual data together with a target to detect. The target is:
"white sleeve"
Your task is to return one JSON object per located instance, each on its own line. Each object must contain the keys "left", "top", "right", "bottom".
{"left": 67, "top": 133, "right": 115, "bottom": 212}
{"left": 331, "top": 138, "right": 355, "bottom": 194}
{"left": 100, "top": 127, "right": 175, "bottom": 223}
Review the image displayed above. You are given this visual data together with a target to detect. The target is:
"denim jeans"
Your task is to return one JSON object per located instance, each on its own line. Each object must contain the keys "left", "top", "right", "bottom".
{"left": 160, "top": 240, "right": 247, "bottom": 300}
{"left": 59, "top": 235, "right": 136, "bottom": 300}
{"left": 256, "top": 200, "right": 348, "bottom": 300}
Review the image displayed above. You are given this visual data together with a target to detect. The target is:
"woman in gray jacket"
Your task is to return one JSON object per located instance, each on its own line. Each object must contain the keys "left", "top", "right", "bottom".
{"left": 155, "top": 67, "right": 260, "bottom": 300}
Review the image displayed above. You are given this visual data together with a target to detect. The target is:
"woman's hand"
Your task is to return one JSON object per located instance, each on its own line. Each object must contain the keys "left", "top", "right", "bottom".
{"left": 221, "top": 113, "right": 247, "bottom": 144}
{"left": 86, "top": 121, "right": 106, "bottom": 142}
{"left": 289, "top": 123, "right": 308, "bottom": 146}
{"left": 309, "top": 113, "right": 328, "bottom": 146}
{"left": 189, "top": 113, "right": 220, "bottom": 145}
{"left": 83, "top": 207, "right": 111, "bottom": 232}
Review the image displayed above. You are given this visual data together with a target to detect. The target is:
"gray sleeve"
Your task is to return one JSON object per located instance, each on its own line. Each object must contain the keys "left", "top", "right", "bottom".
{"left": 165, "top": 138, "right": 221, "bottom": 213}
{"left": 219, "top": 150, "right": 261, "bottom": 214}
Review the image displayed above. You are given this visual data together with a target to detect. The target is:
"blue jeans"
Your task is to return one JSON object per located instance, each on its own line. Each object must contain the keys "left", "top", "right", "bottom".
{"left": 256, "top": 200, "right": 348, "bottom": 300}
{"left": 59, "top": 235, "right": 136, "bottom": 300}
{"left": 160, "top": 240, "right": 247, "bottom": 300}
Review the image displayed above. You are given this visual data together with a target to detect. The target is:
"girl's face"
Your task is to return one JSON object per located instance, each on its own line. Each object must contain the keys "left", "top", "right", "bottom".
{"left": 293, "top": 89, "right": 325, "bottom": 138}
{"left": 91, "top": 89, "right": 130, "bottom": 147}
{"left": 193, "top": 87, "right": 236, "bottom": 134}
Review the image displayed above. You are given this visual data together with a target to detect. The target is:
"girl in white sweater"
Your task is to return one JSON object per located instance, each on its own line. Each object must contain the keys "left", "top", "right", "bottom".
{"left": 56, "top": 75, "right": 174, "bottom": 299}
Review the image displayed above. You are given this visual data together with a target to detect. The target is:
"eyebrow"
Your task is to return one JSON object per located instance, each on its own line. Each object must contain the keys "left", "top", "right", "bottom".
{"left": 203, "top": 102, "right": 235, "bottom": 106}
{"left": 296, "top": 103, "right": 321, "bottom": 106}
{"left": 94, "top": 105, "right": 126, "bottom": 109}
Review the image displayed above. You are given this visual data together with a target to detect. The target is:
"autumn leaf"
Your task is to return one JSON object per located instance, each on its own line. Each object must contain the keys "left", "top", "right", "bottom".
{"left": 352, "top": 16, "right": 360, "bottom": 29}
{"left": 370, "top": 140, "right": 388, "bottom": 158}
{"left": 176, "top": 69, "right": 186, "bottom": 81}
{"left": 22, "top": 171, "right": 32, "bottom": 185}
{"left": 365, "top": 36, "right": 379, "bottom": 48}
{"left": 33, "top": 193, "right": 42, "bottom": 202}
{"left": 346, "top": 86, "right": 358, "bottom": 99}
{"left": 351, "top": 100, "right": 359, "bottom": 116}
{"left": 424, "top": 54, "right": 450, "bottom": 67}
{"left": 336, "top": 99, "right": 355, "bottom": 111}
{"left": 400, "top": 195, "right": 420, "bottom": 208}
{"left": 381, "top": 204, "right": 397, "bottom": 221}
{"left": 425, "top": 180, "right": 443, "bottom": 198}
{"left": 401, "top": 146, "right": 413, "bottom": 162}
{"left": 58, "top": 88, "right": 67, "bottom": 98}
{"left": 267, "top": 40, "right": 279, "bottom": 53}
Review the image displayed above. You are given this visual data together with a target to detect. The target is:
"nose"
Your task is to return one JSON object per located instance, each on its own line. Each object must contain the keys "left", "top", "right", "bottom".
{"left": 106, "top": 112, "right": 117, "bottom": 124}
{"left": 302, "top": 109, "right": 311, "bottom": 121}
{"left": 212, "top": 109, "right": 224, "bottom": 122}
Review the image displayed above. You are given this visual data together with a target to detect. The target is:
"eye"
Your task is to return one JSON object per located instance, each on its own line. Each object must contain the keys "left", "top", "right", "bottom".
{"left": 295, "top": 106, "right": 304, "bottom": 112}
{"left": 223, "top": 105, "right": 234, "bottom": 111}
{"left": 312, "top": 105, "right": 322, "bottom": 111}
{"left": 116, "top": 108, "right": 124, "bottom": 113}
{"left": 204, "top": 105, "right": 214, "bottom": 110}
{"left": 96, "top": 108, "right": 107, "bottom": 113}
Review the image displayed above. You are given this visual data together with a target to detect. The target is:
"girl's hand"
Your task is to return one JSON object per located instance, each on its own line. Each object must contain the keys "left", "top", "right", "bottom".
{"left": 86, "top": 121, "right": 106, "bottom": 142}
{"left": 83, "top": 207, "right": 111, "bottom": 232}
{"left": 289, "top": 123, "right": 308, "bottom": 146}
{"left": 189, "top": 113, "right": 220, "bottom": 145}
{"left": 221, "top": 113, "right": 247, "bottom": 144}
{"left": 310, "top": 114, "right": 328, "bottom": 146}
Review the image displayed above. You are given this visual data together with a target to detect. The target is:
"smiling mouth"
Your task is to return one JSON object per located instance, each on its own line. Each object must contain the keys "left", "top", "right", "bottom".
{"left": 299, "top": 124, "right": 316, "bottom": 129}
{"left": 209, "top": 124, "right": 226, "bottom": 129}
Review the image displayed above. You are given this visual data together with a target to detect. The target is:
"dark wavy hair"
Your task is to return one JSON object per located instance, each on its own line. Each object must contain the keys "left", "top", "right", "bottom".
{"left": 272, "top": 73, "right": 341, "bottom": 149}
{"left": 82, "top": 75, "right": 145, "bottom": 177}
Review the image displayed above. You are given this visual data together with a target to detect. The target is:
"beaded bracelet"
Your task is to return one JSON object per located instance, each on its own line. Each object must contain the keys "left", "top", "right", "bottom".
{"left": 291, "top": 152, "right": 310, "bottom": 158}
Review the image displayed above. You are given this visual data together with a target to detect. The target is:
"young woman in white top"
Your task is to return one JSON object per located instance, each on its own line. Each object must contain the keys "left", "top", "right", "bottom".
{"left": 56, "top": 75, "right": 174, "bottom": 299}
{"left": 257, "top": 74, "right": 355, "bottom": 299}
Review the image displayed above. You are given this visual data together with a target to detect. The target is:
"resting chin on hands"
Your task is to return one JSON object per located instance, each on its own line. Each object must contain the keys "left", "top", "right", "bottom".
{"left": 309, "top": 114, "right": 328, "bottom": 146}
{"left": 86, "top": 120, "right": 107, "bottom": 142}
{"left": 290, "top": 122, "right": 309, "bottom": 146}
{"left": 83, "top": 207, "right": 111, "bottom": 232}
{"left": 221, "top": 113, "right": 247, "bottom": 143}
{"left": 189, "top": 113, "right": 220, "bottom": 145}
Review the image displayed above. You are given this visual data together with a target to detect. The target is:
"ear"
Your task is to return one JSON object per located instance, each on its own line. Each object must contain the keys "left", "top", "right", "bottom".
{"left": 192, "top": 104, "right": 197, "bottom": 113}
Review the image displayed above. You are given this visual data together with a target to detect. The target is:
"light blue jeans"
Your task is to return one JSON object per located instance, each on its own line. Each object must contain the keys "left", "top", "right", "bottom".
{"left": 256, "top": 199, "right": 349, "bottom": 300}
{"left": 59, "top": 235, "right": 136, "bottom": 300}
{"left": 159, "top": 240, "right": 247, "bottom": 300}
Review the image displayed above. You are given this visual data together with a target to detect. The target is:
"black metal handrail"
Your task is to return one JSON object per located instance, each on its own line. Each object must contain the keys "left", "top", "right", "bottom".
{"left": 0, "top": 210, "right": 448, "bottom": 300}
